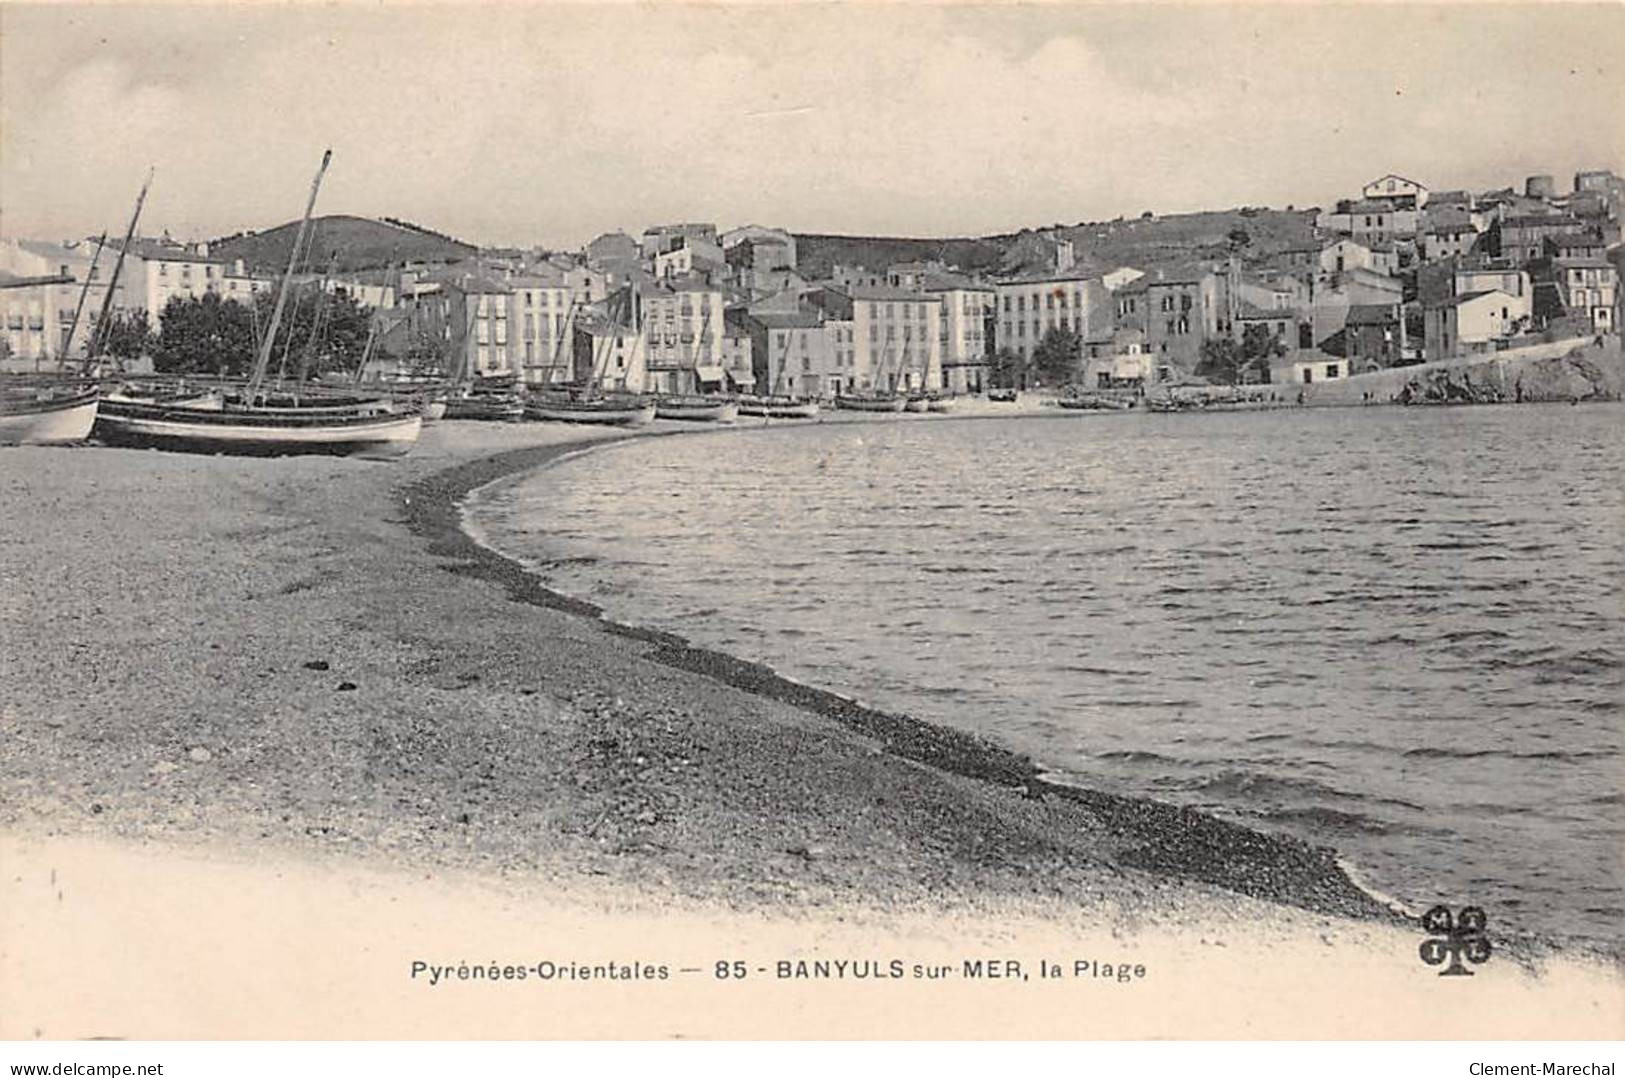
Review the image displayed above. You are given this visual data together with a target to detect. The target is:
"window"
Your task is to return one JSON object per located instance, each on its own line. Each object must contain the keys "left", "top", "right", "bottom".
{"left": 1324, "top": 364, "right": 1339, "bottom": 379}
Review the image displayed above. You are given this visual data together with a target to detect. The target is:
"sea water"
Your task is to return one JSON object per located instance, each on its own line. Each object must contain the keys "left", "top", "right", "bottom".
{"left": 469, "top": 404, "right": 1624, "bottom": 949}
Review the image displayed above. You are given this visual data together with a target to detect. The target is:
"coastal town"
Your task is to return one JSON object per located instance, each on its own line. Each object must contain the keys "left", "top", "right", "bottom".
{"left": 1, "top": 167, "right": 1621, "bottom": 410}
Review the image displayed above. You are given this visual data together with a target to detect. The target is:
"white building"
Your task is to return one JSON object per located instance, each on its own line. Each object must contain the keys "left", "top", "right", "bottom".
{"left": 993, "top": 273, "right": 1107, "bottom": 363}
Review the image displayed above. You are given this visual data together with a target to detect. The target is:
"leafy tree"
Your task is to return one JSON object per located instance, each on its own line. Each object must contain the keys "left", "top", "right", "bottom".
{"left": 1032, "top": 326, "right": 1082, "bottom": 386}
{"left": 149, "top": 286, "right": 376, "bottom": 379}
{"left": 1196, "top": 337, "right": 1241, "bottom": 383}
{"left": 96, "top": 309, "right": 154, "bottom": 365}
{"left": 151, "top": 293, "right": 254, "bottom": 375}
{"left": 1227, "top": 227, "right": 1252, "bottom": 249}
{"left": 988, "top": 346, "right": 1027, "bottom": 389}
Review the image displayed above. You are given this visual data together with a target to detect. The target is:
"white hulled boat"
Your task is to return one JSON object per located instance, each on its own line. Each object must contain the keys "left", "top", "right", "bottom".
{"left": 0, "top": 385, "right": 99, "bottom": 445}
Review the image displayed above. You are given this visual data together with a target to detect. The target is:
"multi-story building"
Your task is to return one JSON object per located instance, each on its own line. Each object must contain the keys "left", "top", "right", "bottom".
{"left": 740, "top": 309, "right": 837, "bottom": 398}
{"left": 1550, "top": 258, "right": 1618, "bottom": 333}
{"left": 1493, "top": 215, "right": 1585, "bottom": 265}
{"left": 1423, "top": 289, "right": 1530, "bottom": 361}
{"left": 448, "top": 273, "right": 516, "bottom": 379}
{"left": 640, "top": 223, "right": 722, "bottom": 265}
{"left": 1120, "top": 266, "right": 1224, "bottom": 371}
{"left": 1422, "top": 223, "right": 1480, "bottom": 262}
{"left": 1317, "top": 200, "right": 1421, "bottom": 244}
{"left": 0, "top": 272, "right": 77, "bottom": 368}
{"left": 847, "top": 285, "right": 943, "bottom": 392}
{"left": 719, "top": 326, "right": 755, "bottom": 393}
{"left": 925, "top": 273, "right": 994, "bottom": 394}
{"left": 507, "top": 270, "right": 576, "bottom": 385}
{"left": 992, "top": 272, "right": 1105, "bottom": 365}
{"left": 637, "top": 276, "right": 726, "bottom": 395}
{"left": 1361, "top": 174, "right": 1429, "bottom": 210}
{"left": 571, "top": 303, "right": 647, "bottom": 392}
{"left": 720, "top": 225, "right": 796, "bottom": 269}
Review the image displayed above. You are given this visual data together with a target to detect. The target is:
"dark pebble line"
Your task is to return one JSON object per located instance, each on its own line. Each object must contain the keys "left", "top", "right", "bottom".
{"left": 400, "top": 435, "right": 1406, "bottom": 926}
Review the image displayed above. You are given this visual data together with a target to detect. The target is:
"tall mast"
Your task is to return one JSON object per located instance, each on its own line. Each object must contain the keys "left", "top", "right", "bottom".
{"left": 59, "top": 232, "right": 107, "bottom": 372}
{"left": 83, "top": 168, "right": 153, "bottom": 374}
{"left": 353, "top": 261, "right": 397, "bottom": 384}
{"left": 247, "top": 149, "right": 332, "bottom": 400}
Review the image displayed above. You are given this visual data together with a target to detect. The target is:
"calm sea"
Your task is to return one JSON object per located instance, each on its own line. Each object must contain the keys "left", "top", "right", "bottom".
{"left": 468, "top": 405, "right": 1625, "bottom": 948}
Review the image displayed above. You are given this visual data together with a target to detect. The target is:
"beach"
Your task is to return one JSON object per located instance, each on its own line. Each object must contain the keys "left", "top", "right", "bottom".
{"left": 2, "top": 419, "right": 1620, "bottom": 1039}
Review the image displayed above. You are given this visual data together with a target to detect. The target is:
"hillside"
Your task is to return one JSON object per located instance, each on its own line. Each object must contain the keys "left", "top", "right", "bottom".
{"left": 1060, "top": 208, "right": 1320, "bottom": 269}
{"left": 208, "top": 215, "right": 477, "bottom": 273}
{"left": 793, "top": 233, "right": 1006, "bottom": 278}
{"left": 792, "top": 208, "right": 1318, "bottom": 281}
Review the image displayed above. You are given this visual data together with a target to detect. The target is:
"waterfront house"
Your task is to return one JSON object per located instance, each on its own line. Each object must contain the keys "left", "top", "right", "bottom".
{"left": 1422, "top": 289, "right": 1528, "bottom": 361}
{"left": 994, "top": 271, "right": 1108, "bottom": 365}
{"left": 741, "top": 308, "right": 838, "bottom": 398}
{"left": 638, "top": 275, "right": 726, "bottom": 395}
{"left": 846, "top": 285, "right": 944, "bottom": 393}
{"left": 924, "top": 272, "right": 994, "bottom": 394}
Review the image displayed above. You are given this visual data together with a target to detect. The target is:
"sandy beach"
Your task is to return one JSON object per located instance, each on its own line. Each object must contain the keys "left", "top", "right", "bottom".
{"left": 2, "top": 418, "right": 1620, "bottom": 1039}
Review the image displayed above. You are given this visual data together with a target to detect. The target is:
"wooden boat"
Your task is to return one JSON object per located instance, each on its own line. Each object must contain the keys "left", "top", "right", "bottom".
{"left": 421, "top": 398, "right": 448, "bottom": 422}
{"left": 443, "top": 394, "right": 524, "bottom": 422}
{"left": 526, "top": 393, "right": 656, "bottom": 426}
{"left": 654, "top": 395, "right": 739, "bottom": 423}
{"left": 926, "top": 396, "right": 958, "bottom": 414}
{"left": 0, "top": 386, "right": 99, "bottom": 445}
{"left": 88, "top": 152, "right": 422, "bottom": 461}
{"left": 93, "top": 398, "right": 422, "bottom": 458}
{"left": 987, "top": 388, "right": 1018, "bottom": 403}
{"left": 1056, "top": 393, "right": 1134, "bottom": 411}
{"left": 904, "top": 395, "right": 930, "bottom": 413}
{"left": 833, "top": 393, "right": 906, "bottom": 413}
{"left": 737, "top": 395, "right": 819, "bottom": 419}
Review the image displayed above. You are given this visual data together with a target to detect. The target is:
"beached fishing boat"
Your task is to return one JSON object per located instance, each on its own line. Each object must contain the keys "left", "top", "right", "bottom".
{"left": 526, "top": 393, "right": 656, "bottom": 427}
{"left": 737, "top": 394, "right": 819, "bottom": 419}
{"left": 904, "top": 395, "right": 930, "bottom": 413}
{"left": 92, "top": 151, "right": 425, "bottom": 459}
{"left": 1056, "top": 393, "right": 1134, "bottom": 411}
{"left": 650, "top": 302, "right": 739, "bottom": 423}
{"left": 654, "top": 395, "right": 739, "bottom": 423}
{"left": 93, "top": 399, "right": 422, "bottom": 458}
{"left": 443, "top": 393, "right": 524, "bottom": 422}
{"left": 926, "top": 396, "right": 958, "bottom": 414}
{"left": 833, "top": 393, "right": 906, "bottom": 413}
{"left": 0, "top": 385, "right": 99, "bottom": 445}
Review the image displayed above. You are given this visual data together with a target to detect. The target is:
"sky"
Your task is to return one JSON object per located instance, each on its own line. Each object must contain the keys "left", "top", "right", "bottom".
{"left": 2, "top": 2, "right": 1622, "bottom": 249}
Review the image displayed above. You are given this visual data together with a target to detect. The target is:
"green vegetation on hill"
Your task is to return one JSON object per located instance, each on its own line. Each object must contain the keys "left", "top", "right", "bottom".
{"left": 208, "top": 215, "right": 477, "bottom": 273}
{"left": 793, "top": 233, "right": 1006, "bottom": 278}
{"left": 792, "top": 208, "right": 1317, "bottom": 280}
{"left": 1059, "top": 208, "right": 1319, "bottom": 269}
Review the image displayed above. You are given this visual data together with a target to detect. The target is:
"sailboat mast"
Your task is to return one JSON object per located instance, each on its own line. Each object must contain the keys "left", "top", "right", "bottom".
{"left": 353, "top": 261, "right": 396, "bottom": 384}
{"left": 59, "top": 232, "right": 107, "bottom": 372}
{"left": 247, "top": 149, "right": 332, "bottom": 400}
{"left": 83, "top": 168, "right": 154, "bottom": 374}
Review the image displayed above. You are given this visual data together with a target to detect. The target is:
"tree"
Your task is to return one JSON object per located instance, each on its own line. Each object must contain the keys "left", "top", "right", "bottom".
{"left": 1227, "top": 227, "right": 1252, "bottom": 249}
{"left": 988, "top": 346, "right": 1027, "bottom": 389}
{"left": 150, "top": 294, "right": 254, "bottom": 375}
{"left": 1032, "top": 325, "right": 1083, "bottom": 387}
{"left": 97, "top": 310, "right": 154, "bottom": 365}
{"left": 149, "top": 286, "right": 376, "bottom": 379}
{"left": 1196, "top": 337, "right": 1241, "bottom": 384}
{"left": 1238, "top": 323, "right": 1285, "bottom": 383}
{"left": 1197, "top": 325, "right": 1285, "bottom": 385}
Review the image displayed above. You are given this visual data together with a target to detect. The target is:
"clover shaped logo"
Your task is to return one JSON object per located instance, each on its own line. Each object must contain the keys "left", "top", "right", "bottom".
{"left": 1418, "top": 905, "right": 1491, "bottom": 976}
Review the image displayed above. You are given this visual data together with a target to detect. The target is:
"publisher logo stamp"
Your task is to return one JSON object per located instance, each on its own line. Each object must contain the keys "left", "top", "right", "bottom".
{"left": 1419, "top": 905, "right": 1492, "bottom": 976}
